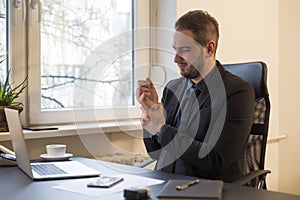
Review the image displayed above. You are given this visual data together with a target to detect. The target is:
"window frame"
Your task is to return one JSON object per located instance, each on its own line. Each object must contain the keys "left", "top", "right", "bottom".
{"left": 8, "top": 0, "right": 152, "bottom": 125}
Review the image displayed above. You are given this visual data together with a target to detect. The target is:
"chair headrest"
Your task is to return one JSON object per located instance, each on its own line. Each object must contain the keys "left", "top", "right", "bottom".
{"left": 223, "top": 61, "right": 268, "bottom": 99}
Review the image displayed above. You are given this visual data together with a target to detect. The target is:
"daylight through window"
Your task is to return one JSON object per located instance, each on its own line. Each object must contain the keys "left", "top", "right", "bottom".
{"left": 41, "top": 0, "right": 133, "bottom": 109}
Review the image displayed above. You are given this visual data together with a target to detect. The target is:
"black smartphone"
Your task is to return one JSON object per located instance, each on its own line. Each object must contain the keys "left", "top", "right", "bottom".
{"left": 87, "top": 176, "right": 124, "bottom": 188}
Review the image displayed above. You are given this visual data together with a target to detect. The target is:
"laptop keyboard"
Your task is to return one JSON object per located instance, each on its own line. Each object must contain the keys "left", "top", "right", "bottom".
{"left": 32, "top": 164, "right": 68, "bottom": 176}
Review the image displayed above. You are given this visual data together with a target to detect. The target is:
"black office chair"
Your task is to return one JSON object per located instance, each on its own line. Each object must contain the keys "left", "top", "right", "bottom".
{"left": 137, "top": 61, "right": 271, "bottom": 190}
{"left": 224, "top": 61, "right": 271, "bottom": 189}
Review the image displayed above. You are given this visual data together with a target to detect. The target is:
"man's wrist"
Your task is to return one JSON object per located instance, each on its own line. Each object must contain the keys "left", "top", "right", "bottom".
{"left": 143, "top": 103, "right": 166, "bottom": 135}
{"left": 149, "top": 103, "right": 162, "bottom": 112}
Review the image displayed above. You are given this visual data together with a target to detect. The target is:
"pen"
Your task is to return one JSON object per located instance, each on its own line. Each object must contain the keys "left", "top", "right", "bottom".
{"left": 176, "top": 179, "right": 200, "bottom": 190}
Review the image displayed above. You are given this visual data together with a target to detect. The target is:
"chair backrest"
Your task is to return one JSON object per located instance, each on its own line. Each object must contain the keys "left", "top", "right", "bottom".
{"left": 223, "top": 61, "right": 271, "bottom": 187}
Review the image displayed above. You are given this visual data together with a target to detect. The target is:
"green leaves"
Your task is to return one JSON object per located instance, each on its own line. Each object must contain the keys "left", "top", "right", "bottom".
{"left": 0, "top": 71, "right": 27, "bottom": 106}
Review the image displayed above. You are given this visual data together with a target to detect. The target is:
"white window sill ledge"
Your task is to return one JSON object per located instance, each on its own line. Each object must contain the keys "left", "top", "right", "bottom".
{"left": 0, "top": 120, "right": 142, "bottom": 142}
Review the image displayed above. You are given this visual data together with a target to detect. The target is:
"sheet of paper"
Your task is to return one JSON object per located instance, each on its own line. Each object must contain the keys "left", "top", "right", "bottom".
{"left": 53, "top": 174, "right": 164, "bottom": 197}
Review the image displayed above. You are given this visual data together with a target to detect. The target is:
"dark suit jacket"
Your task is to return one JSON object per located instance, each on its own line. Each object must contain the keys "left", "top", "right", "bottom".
{"left": 143, "top": 61, "right": 255, "bottom": 182}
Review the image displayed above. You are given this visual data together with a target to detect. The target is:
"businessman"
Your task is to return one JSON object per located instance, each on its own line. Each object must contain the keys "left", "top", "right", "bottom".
{"left": 136, "top": 10, "right": 254, "bottom": 182}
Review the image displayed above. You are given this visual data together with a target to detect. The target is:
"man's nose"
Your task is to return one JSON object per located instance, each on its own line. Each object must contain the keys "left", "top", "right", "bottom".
{"left": 174, "top": 53, "right": 183, "bottom": 63}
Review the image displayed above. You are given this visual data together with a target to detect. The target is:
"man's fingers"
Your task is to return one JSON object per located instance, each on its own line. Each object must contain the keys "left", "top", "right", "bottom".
{"left": 140, "top": 107, "right": 150, "bottom": 126}
{"left": 145, "top": 77, "right": 155, "bottom": 89}
{"left": 137, "top": 93, "right": 150, "bottom": 110}
{"left": 145, "top": 77, "right": 153, "bottom": 84}
{"left": 137, "top": 78, "right": 154, "bottom": 90}
{"left": 136, "top": 78, "right": 158, "bottom": 109}
{"left": 137, "top": 79, "right": 150, "bottom": 87}
{"left": 136, "top": 85, "right": 150, "bottom": 99}
{"left": 136, "top": 92, "right": 145, "bottom": 104}
{"left": 140, "top": 106, "right": 147, "bottom": 113}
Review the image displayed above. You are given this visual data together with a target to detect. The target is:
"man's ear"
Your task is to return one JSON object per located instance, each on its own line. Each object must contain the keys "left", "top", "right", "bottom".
{"left": 206, "top": 41, "right": 216, "bottom": 58}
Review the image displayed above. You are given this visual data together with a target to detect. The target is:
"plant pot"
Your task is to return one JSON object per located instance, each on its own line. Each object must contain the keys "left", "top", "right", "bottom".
{"left": 0, "top": 106, "right": 23, "bottom": 132}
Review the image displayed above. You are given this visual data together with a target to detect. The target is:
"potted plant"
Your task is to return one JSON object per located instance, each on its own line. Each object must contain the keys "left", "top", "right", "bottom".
{"left": 0, "top": 61, "right": 27, "bottom": 132}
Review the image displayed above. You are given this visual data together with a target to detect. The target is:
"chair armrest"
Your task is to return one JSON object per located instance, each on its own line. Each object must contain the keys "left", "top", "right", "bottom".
{"left": 135, "top": 158, "right": 156, "bottom": 168}
{"left": 233, "top": 170, "right": 271, "bottom": 185}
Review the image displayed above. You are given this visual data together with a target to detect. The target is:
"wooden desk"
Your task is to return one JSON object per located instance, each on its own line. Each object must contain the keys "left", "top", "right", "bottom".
{"left": 0, "top": 157, "right": 299, "bottom": 200}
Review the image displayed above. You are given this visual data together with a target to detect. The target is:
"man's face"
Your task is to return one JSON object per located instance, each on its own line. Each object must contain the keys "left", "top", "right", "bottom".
{"left": 172, "top": 29, "right": 207, "bottom": 79}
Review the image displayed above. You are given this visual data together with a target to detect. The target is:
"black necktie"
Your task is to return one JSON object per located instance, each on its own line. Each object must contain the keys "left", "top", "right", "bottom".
{"left": 175, "top": 84, "right": 200, "bottom": 127}
{"left": 173, "top": 84, "right": 201, "bottom": 175}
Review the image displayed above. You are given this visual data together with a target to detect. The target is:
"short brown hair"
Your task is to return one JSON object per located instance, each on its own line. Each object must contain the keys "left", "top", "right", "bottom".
{"left": 175, "top": 10, "right": 219, "bottom": 51}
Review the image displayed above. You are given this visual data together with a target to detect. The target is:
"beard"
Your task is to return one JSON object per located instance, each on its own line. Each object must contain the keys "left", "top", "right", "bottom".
{"left": 180, "top": 64, "right": 201, "bottom": 79}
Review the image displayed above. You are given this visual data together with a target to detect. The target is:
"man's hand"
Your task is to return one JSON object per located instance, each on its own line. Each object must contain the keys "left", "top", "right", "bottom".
{"left": 139, "top": 104, "right": 166, "bottom": 135}
{"left": 136, "top": 78, "right": 165, "bottom": 134}
{"left": 136, "top": 77, "right": 159, "bottom": 110}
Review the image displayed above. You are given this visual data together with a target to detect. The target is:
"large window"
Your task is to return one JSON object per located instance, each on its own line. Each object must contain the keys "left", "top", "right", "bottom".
{"left": 41, "top": 0, "right": 133, "bottom": 109}
{"left": 8, "top": 0, "right": 150, "bottom": 125}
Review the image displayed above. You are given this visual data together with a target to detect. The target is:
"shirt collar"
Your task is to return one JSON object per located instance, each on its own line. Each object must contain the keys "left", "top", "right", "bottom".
{"left": 187, "top": 64, "right": 218, "bottom": 92}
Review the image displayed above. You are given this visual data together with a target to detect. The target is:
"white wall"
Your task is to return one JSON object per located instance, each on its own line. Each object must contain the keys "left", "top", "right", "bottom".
{"left": 175, "top": 0, "right": 280, "bottom": 192}
{"left": 278, "top": 0, "right": 300, "bottom": 195}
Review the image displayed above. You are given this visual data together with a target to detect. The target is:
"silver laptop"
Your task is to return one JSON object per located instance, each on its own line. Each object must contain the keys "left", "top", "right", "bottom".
{"left": 5, "top": 108, "right": 101, "bottom": 180}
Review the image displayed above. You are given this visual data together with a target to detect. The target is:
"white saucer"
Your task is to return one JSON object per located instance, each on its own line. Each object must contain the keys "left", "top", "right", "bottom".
{"left": 40, "top": 153, "right": 73, "bottom": 161}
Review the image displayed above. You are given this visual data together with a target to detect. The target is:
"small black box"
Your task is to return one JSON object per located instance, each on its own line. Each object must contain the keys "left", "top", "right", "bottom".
{"left": 123, "top": 187, "right": 150, "bottom": 199}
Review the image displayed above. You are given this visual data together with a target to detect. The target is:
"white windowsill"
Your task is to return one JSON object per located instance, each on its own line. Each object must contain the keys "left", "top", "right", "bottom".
{"left": 0, "top": 119, "right": 142, "bottom": 142}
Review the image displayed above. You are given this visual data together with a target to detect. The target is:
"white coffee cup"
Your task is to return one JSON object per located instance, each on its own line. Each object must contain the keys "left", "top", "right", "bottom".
{"left": 46, "top": 144, "right": 66, "bottom": 157}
